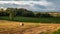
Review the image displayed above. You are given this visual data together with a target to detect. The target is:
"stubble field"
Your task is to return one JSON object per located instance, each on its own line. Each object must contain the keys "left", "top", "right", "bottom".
{"left": 0, "top": 20, "right": 60, "bottom": 34}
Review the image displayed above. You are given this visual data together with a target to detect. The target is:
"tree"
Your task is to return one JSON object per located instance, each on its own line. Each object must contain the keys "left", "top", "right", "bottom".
{"left": 0, "top": 8, "right": 8, "bottom": 16}
{"left": 35, "top": 13, "right": 53, "bottom": 18}
{"left": 22, "top": 11, "right": 34, "bottom": 17}
{"left": 35, "top": 13, "right": 41, "bottom": 17}
{"left": 40, "top": 13, "right": 52, "bottom": 18}
{"left": 6, "top": 8, "right": 16, "bottom": 20}
{"left": 16, "top": 8, "right": 35, "bottom": 17}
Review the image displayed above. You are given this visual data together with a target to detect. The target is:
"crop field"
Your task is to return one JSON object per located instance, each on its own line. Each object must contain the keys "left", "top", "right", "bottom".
{"left": 0, "top": 20, "right": 60, "bottom": 34}
{"left": 0, "top": 16, "right": 60, "bottom": 23}
{"left": 0, "top": 16, "right": 60, "bottom": 34}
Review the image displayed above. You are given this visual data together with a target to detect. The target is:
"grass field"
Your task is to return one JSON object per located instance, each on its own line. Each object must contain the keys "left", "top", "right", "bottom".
{"left": 0, "top": 16, "right": 60, "bottom": 23}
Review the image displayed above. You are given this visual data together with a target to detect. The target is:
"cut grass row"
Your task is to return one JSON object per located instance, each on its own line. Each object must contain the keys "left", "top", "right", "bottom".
{"left": 0, "top": 16, "right": 60, "bottom": 23}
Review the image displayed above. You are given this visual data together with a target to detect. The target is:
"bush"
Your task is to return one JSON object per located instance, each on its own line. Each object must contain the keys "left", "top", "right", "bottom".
{"left": 40, "top": 14, "right": 53, "bottom": 18}
{"left": 35, "top": 13, "right": 41, "bottom": 17}
{"left": 0, "top": 12, "right": 9, "bottom": 16}
{"left": 35, "top": 13, "right": 53, "bottom": 18}
{"left": 22, "top": 11, "right": 35, "bottom": 17}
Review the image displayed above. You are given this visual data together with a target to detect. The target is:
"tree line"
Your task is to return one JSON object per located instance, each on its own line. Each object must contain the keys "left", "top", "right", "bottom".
{"left": 0, "top": 8, "right": 53, "bottom": 20}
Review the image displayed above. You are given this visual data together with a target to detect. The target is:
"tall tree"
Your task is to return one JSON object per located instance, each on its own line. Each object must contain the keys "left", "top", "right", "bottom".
{"left": 6, "top": 8, "right": 16, "bottom": 20}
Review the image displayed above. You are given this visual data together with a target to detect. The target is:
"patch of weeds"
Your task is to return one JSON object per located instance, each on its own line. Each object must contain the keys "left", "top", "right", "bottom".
{"left": 53, "top": 29, "right": 60, "bottom": 34}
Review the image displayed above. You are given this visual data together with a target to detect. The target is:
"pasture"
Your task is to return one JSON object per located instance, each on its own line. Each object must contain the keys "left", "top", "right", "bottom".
{"left": 0, "top": 16, "right": 60, "bottom": 23}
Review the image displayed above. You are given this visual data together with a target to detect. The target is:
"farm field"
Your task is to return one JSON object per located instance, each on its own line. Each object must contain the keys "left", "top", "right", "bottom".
{"left": 0, "top": 16, "right": 60, "bottom": 23}
{"left": 0, "top": 1, "right": 60, "bottom": 34}
{"left": 0, "top": 20, "right": 60, "bottom": 34}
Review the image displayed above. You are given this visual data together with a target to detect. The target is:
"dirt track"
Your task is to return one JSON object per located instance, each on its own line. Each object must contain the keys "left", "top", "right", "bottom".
{"left": 0, "top": 20, "right": 60, "bottom": 34}
{"left": 24, "top": 24, "right": 60, "bottom": 34}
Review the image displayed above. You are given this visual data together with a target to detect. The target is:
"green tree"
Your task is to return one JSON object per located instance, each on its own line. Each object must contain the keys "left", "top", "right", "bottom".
{"left": 16, "top": 8, "right": 35, "bottom": 17}
{"left": 6, "top": 8, "right": 16, "bottom": 20}
{"left": 40, "top": 13, "right": 52, "bottom": 18}
{"left": 35, "top": 13, "right": 41, "bottom": 17}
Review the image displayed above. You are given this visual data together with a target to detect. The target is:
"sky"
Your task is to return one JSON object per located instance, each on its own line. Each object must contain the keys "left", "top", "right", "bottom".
{"left": 0, "top": 0, "right": 60, "bottom": 12}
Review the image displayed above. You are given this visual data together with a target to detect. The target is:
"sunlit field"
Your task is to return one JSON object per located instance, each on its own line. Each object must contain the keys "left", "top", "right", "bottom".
{"left": 0, "top": 20, "right": 60, "bottom": 34}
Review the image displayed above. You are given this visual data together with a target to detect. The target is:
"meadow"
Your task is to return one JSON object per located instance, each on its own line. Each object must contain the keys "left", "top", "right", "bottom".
{"left": 0, "top": 16, "right": 60, "bottom": 23}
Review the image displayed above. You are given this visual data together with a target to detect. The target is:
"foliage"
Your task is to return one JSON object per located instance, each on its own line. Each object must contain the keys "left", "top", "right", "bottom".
{"left": 6, "top": 8, "right": 16, "bottom": 20}
{"left": 40, "top": 13, "right": 53, "bottom": 18}
{"left": 0, "top": 8, "right": 60, "bottom": 21}
{"left": 16, "top": 8, "right": 35, "bottom": 17}
{"left": 35, "top": 13, "right": 41, "bottom": 17}
{"left": 0, "top": 8, "right": 54, "bottom": 18}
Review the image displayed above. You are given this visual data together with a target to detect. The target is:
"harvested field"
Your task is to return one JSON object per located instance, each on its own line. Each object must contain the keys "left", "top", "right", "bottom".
{"left": 0, "top": 20, "right": 60, "bottom": 34}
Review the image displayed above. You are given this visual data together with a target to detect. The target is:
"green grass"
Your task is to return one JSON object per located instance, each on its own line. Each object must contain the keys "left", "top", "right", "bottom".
{"left": 0, "top": 16, "right": 60, "bottom": 23}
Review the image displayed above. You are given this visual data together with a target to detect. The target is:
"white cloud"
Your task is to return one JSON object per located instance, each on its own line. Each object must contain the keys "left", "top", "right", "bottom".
{"left": 0, "top": 1, "right": 53, "bottom": 6}
{"left": 39, "top": 0, "right": 53, "bottom": 6}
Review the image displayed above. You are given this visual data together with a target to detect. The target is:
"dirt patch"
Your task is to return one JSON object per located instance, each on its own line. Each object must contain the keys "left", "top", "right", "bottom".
{"left": 0, "top": 20, "right": 60, "bottom": 34}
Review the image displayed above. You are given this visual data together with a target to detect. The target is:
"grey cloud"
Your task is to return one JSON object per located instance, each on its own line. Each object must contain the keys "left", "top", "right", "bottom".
{"left": 0, "top": 0, "right": 60, "bottom": 12}
{"left": 34, "top": 4, "right": 46, "bottom": 9}
{"left": 0, "top": 0, "right": 40, "bottom": 1}
{"left": 0, "top": 3, "right": 20, "bottom": 8}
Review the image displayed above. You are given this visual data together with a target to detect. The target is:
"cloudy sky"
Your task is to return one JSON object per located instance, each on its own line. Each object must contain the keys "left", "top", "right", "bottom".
{"left": 0, "top": 0, "right": 60, "bottom": 12}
